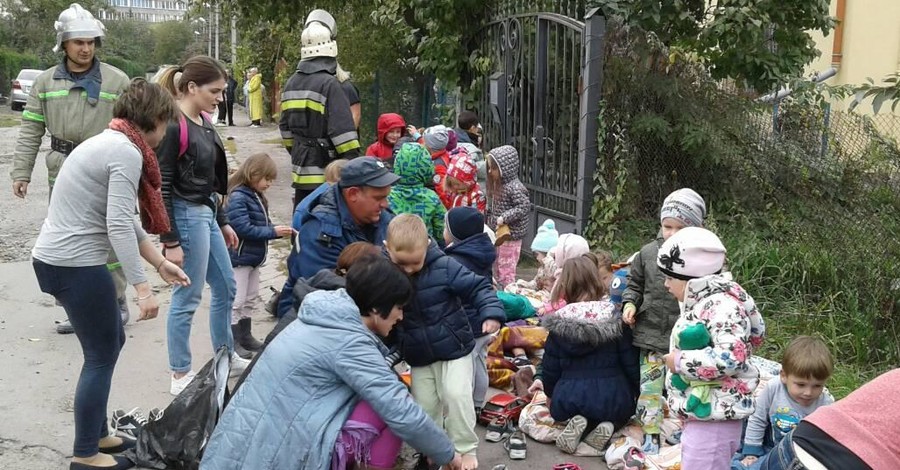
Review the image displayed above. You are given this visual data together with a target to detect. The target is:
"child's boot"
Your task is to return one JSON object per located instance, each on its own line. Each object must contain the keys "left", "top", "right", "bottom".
{"left": 582, "top": 421, "right": 614, "bottom": 451}
{"left": 232, "top": 323, "right": 253, "bottom": 359}
{"left": 238, "top": 318, "right": 263, "bottom": 351}
{"left": 555, "top": 415, "right": 588, "bottom": 454}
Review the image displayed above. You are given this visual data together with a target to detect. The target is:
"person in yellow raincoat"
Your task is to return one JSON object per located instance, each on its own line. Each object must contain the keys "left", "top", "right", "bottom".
{"left": 248, "top": 67, "right": 263, "bottom": 127}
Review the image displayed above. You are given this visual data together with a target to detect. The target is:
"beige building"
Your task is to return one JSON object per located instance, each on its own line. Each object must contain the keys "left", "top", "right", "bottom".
{"left": 807, "top": 0, "right": 900, "bottom": 102}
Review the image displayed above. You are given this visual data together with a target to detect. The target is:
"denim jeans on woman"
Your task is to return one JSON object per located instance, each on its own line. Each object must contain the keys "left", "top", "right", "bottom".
{"left": 33, "top": 260, "right": 124, "bottom": 457}
{"left": 754, "top": 430, "right": 808, "bottom": 470}
{"left": 167, "top": 197, "right": 235, "bottom": 373}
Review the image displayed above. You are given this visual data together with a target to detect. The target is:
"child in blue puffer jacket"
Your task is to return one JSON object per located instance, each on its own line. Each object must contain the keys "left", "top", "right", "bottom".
{"left": 226, "top": 153, "right": 294, "bottom": 358}
{"left": 386, "top": 214, "right": 505, "bottom": 470}
{"left": 443, "top": 206, "right": 500, "bottom": 414}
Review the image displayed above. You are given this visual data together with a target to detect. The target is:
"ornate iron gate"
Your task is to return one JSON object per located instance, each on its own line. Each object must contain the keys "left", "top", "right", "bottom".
{"left": 475, "top": 4, "right": 604, "bottom": 242}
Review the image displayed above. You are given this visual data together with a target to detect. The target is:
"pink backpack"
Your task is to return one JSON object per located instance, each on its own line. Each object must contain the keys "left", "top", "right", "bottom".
{"left": 178, "top": 111, "right": 212, "bottom": 157}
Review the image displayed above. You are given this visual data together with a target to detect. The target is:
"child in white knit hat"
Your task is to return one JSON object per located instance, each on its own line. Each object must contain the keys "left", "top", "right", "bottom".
{"left": 658, "top": 227, "right": 765, "bottom": 470}
{"left": 621, "top": 187, "right": 706, "bottom": 454}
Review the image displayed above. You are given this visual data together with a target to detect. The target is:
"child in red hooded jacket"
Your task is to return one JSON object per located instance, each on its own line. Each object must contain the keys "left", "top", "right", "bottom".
{"left": 366, "top": 113, "right": 406, "bottom": 166}
{"left": 443, "top": 148, "right": 486, "bottom": 212}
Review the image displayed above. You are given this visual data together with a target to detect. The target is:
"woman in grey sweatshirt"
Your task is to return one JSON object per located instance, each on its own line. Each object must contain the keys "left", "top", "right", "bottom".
{"left": 31, "top": 79, "right": 188, "bottom": 470}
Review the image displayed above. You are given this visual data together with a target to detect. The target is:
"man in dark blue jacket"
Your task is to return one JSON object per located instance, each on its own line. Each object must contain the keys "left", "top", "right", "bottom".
{"left": 276, "top": 157, "right": 396, "bottom": 316}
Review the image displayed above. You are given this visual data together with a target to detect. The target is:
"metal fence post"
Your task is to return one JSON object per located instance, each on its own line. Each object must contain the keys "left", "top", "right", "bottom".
{"left": 821, "top": 103, "right": 831, "bottom": 157}
{"left": 575, "top": 8, "right": 606, "bottom": 233}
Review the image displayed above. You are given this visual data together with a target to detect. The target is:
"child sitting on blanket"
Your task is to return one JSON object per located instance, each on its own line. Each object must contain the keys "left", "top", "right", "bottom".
{"left": 530, "top": 256, "right": 640, "bottom": 455}
{"left": 732, "top": 336, "right": 834, "bottom": 470}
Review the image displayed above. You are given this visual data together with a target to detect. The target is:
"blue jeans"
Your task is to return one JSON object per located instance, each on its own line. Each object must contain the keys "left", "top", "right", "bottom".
{"left": 754, "top": 431, "right": 807, "bottom": 470}
{"left": 33, "top": 261, "right": 124, "bottom": 457}
{"left": 167, "top": 197, "right": 235, "bottom": 373}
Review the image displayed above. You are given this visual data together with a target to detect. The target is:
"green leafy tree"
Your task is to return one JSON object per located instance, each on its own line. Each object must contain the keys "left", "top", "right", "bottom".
{"left": 151, "top": 20, "right": 195, "bottom": 65}
{"left": 592, "top": 0, "right": 835, "bottom": 92}
{"left": 850, "top": 73, "right": 900, "bottom": 114}
{"left": 0, "top": 0, "right": 106, "bottom": 64}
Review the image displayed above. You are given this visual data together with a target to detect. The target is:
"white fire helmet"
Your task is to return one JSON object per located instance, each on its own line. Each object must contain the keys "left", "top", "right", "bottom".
{"left": 305, "top": 9, "right": 336, "bottom": 39}
{"left": 53, "top": 3, "right": 105, "bottom": 53}
{"left": 300, "top": 22, "right": 337, "bottom": 60}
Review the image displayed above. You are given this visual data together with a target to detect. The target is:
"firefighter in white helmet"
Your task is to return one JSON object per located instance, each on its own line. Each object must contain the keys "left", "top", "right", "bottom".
{"left": 11, "top": 3, "right": 132, "bottom": 334}
{"left": 280, "top": 10, "right": 360, "bottom": 209}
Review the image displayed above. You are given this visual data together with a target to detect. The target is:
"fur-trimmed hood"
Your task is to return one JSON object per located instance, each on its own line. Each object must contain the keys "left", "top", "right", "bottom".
{"left": 542, "top": 300, "right": 622, "bottom": 355}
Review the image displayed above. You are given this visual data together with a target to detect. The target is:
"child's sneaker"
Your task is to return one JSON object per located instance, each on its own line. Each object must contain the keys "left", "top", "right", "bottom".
{"left": 511, "top": 355, "right": 531, "bottom": 369}
{"left": 641, "top": 433, "right": 660, "bottom": 455}
{"left": 582, "top": 421, "right": 614, "bottom": 451}
{"left": 111, "top": 407, "right": 147, "bottom": 439}
{"left": 485, "top": 417, "right": 511, "bottom": 443}
{"left": 504, "top": 430, "right": 527, "bottom": 460}
{"left": 555, "top": 415, "right": 588, "bottom": 454}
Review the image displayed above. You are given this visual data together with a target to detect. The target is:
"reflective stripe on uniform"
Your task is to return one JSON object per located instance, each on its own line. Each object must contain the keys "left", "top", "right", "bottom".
{"left": 335, "top": 140, "right": 360, "bottom": 154}
{"left": 38, "top": 90, "right": 119, "bottom": 101}
{"left": 293, "top": 173, "right": 326, "bottom": 185}
{"left": 331, "top": 130, "right": 358, "bottom": 146}
{"left": 107, "top": 262, "right": 122, "bottom": 271}
{"left": 282, "top": 99, "right": 325, "bottom": 114}
{"left": 22, "top": 110, "right": 45, "bottom": 122}
{"left": 281, "top": 90, "right": 327, "bottom": 104}
{"left": 98, "top": 92, "right": 119, "bottom": 101}
{"left": 283, "top": 139, "right": 293, "bottom": 148}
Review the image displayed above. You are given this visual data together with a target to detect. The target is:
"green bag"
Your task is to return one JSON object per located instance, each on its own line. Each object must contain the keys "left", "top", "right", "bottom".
{"left": 497, "top": 291, "right": 536, "bottom": 321}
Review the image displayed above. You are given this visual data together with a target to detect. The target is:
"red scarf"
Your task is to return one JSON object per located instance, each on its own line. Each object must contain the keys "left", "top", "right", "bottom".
{"left": 108, "top": 118, "right": 170, "bottom": 234}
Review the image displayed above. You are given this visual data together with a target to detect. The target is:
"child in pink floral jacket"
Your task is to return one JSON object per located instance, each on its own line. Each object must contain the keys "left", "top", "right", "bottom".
{"left": 658, "top": 227, "right": 765, "bottom": 470}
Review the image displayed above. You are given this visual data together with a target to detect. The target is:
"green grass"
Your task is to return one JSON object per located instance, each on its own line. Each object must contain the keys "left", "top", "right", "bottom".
{"left": 592, "top": 209, "right": 898, "bottom": 398}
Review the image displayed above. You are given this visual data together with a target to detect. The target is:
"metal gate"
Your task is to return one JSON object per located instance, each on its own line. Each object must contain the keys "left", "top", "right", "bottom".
{"left": 475, "top": 5, "right": 604, "bottom": 243}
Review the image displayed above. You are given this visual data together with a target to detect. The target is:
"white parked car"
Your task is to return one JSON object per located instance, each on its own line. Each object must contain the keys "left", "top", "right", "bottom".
{"left": 11, "top": 69, "right": 42, "bottom": 111}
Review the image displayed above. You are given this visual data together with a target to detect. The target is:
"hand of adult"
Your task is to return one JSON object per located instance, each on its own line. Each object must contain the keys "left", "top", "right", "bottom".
{"left": 482, "top": 319, "right": 501, "bottom": 334}
{"left": 158, "top": 260, "right": 191, "bottom": 287}
{"left": 137, "top": 294, "right": 159, "bottom": 321}
{"left": 12, "top": 181, "right": 28, "bottom": 198}
{"left": 528, "top": 379, "right": 544, "bottom": 394}
{"left": 447, "top": 453, "right": 464, "bottom": 470}
{"left": 165, "top": 245, "right": 184, "bottom": 268}
{"left": 741, "top": 456, "right": 759, "bottom": 466}
{"left": 274, "top": 225, "right": 294, "bottom": 238}
{"left": 622, "top": 303, "right": 637, "bottom": 326}
{"left": 222, "top": 224, "right": 239, "bottom": 249}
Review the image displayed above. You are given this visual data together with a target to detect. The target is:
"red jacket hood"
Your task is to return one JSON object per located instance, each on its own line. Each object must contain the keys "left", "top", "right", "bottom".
{"left": 377, "top": 113, "right": 406, "bottom": 144}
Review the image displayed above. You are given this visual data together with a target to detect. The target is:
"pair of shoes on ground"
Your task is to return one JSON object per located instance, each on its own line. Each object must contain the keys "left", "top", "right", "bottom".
{"left": 169, "top": 352, "right": 251, "bottom": 395}
{"left": 70, "top": 455, "right": 134, "bottom": 469}
{"left": 57, "top": 296, "right": 130, "bottom": 334}
{"left": 485, "top": 417, "right": 527, "bottom": 460}
{"left": 555, "top": 415, "right": 614, "bottom": 454}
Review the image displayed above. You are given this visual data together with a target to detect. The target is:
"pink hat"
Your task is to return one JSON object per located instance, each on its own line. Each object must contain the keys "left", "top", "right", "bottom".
{"left": 657, "top": 227, "right": 726, "bottom": 280}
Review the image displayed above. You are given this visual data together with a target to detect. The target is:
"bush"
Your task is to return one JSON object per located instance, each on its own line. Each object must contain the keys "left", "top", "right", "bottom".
{"left": 589, "top": 24, "right": 900, "bottom": 396}
{"left": 0, "top": 49, "right": 43, "bottom": 96}
{"left": 103, "top": 56, "right": 147, "bottom": 79}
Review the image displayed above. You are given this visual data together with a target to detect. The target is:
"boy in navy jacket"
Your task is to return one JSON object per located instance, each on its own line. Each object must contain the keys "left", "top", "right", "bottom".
{"left": 386, "top": 214, "right": 504, "bottom": 470}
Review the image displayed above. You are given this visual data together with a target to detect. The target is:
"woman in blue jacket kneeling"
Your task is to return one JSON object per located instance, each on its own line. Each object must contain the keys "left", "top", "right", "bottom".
{"left": 201, "top": 256, "right": 463, "bottom": 470}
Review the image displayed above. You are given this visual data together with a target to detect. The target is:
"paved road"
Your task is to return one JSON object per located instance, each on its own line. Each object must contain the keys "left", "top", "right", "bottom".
{"left": 0, "top": 107, "right": 606, "bottom": 469}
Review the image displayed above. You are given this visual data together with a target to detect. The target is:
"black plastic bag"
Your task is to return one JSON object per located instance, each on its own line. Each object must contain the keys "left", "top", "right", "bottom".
{"left": 127, "top": 346, "right": 230, "bottom": 469}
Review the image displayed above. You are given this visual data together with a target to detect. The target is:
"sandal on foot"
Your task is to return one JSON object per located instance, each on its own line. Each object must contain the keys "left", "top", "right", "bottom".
{"left": 98, "top": 437, "right": 136, "bottom": 454}
{"left": 504, "top": 430, "right": 527, "bottom": 460}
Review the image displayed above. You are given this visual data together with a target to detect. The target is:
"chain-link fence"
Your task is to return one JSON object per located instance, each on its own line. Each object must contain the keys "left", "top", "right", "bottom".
{"left": 590, "top": 23, "right": 900, "bottom": 382}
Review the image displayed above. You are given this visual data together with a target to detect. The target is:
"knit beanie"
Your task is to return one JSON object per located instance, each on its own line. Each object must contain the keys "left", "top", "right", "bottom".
{"left": 423, "top": 125, "right": 450, "bottom": 152}
{"left": 553, "top": 233, "right": 590, "bottom": 275}
{"left": 660, "top": 188, "right": 706, "bottom": 227}
{"left": 657, "top": 227, "right": 726, "bottom": 280}
{"left": 445, "top": 206, "right": 484, "bottom": 243}
{"left": 446, "top": 130, "right": 458, "bottom": 152}
{"left": 530, "top": 219, "right": 559, "bottom": 253}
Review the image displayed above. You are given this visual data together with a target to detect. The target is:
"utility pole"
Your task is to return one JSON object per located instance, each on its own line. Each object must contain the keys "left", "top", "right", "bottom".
{"left": 231, "top": 14, "right": 237, "bottom": 69}
{"left": 214, "top": 1, "right": 220, "bottom": 60}
{"left": 207, "top": 3, "right": 212, "bottom": 56}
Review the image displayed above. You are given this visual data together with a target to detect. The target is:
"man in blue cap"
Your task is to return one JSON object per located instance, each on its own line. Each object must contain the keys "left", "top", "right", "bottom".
{"left": 274, "top": 157, "right": 398, "bottom": 317}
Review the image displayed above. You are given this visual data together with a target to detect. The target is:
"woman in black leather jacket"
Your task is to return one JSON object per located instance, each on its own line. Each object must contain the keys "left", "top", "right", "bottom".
{"left": 155, "top": 55, "right": 250, "bottom": 396}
